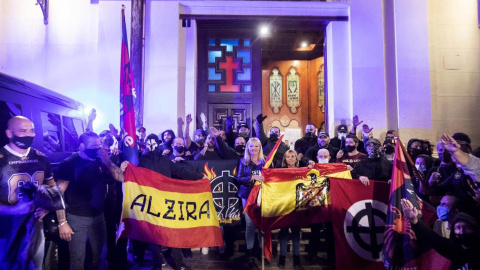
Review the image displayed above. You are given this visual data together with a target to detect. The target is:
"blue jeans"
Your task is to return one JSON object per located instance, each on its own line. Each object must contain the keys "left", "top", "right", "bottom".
{"left": 242, "top": 198, "right": 259, "bottom": 250}
{"left": 67, "top": 213, "right": 106, "bottom": 270}
{"left": 279, "top": 227, "right": 300, "bottom": 256}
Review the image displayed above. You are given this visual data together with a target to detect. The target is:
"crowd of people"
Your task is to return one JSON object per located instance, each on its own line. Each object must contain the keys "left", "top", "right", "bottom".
{"left": 0, "top": 112, "right": 479, "bottom": 270}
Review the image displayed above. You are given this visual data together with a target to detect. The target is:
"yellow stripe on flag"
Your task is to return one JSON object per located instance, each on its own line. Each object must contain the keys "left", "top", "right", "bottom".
{"left": 122, "top": 182, "right": 220, "bottom": 229}
{"left": 261, "top": 171, "right": 352, "bottom": 217}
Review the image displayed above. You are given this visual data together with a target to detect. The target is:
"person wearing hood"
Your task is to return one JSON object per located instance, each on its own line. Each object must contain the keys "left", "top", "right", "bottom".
{"left": 351, "top": 138, "right": 393, "bottom": 186}
{"left": 254, "top": 114, "right": 289, "bottom": 168}
{"left": 402, "top": 199, "right": 480, "bottom": 270}
{"left": 407, "top": 138, "right": 424, "bottom": 162}
{"left": 159, "top": 129, "right": 175, "bottom": 156}
{"left": 144, "top": 133, "right": 161, "bottom": 154}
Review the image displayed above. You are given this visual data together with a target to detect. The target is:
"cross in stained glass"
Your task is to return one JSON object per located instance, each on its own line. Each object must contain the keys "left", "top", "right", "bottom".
{"left": 219, "top": 56, "right": 239, "bottom": 92}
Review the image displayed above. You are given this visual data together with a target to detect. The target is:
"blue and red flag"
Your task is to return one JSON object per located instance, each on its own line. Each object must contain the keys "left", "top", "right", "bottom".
{"left": 382, "top": 139, "right": 450, "bottom": 269}
{"left": 120, "top": 6, "right": 138, "bottom": 165}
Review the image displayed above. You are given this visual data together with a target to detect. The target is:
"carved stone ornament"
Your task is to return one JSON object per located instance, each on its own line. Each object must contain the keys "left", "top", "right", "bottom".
{"left": 269, "top": 67, "right": 283, "bottom": 114}
{"left": 286, "top": 66, "right": 300, "bottom": 114}
{"left": 318, "top": 64, "right": 325, "bottom": 113}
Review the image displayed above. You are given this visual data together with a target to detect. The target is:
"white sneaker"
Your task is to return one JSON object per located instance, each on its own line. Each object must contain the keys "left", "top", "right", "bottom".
{"left": 201, "top": 247, "right": 209, "bottom": 255}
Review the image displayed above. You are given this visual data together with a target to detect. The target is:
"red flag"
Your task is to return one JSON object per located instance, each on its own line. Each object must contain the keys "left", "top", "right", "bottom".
{"left": 244, "top": 163, "right": 351, "bottom": 260}
{"left": 382, "top": 140, "right": 450, "bottom": 269}
{"left": 120, "top": 6, "right": 139, "bottom": 165}
{"left": 330, "top": 178, "right": 390, "bottom": 270}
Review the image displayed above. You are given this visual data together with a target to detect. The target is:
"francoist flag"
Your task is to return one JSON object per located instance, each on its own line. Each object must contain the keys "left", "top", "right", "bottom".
{"left": 330, "top": 178, "right": 390, "bottom": 270}
{"left": 382, "top": 140, "right": 450, "bottom": 270}
{"left": 119, "top": 164, "right": 224, "bottom": 248}
{"left": 245, "top": 163, "right": 351, "bottom": 260}
{"left": 120, "top": 6, "right": 139, "bottom": 165}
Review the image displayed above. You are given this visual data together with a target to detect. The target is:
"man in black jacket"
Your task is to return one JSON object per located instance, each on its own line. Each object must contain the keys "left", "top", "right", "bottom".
{"left": 351, "top": 138, "right": 392, "bottom": 186}
{"left": 138, "top": 151, "right": 204, "bottom": 270}
{"left": 294, "top": 123, "right": 317, "bottom": 157}
{"left": 302, "top": 131, "right": 340, "bottom": 165}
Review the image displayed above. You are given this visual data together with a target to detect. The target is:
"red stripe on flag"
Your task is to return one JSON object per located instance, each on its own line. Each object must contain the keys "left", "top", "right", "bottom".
{"left": 120, "top": 218, "right": 224, "bottom": 248}
{"left": 261, "top": 163, "right": 348, "bottom": 184}
{"left": 124, "top": 164, "right": 211, "bottom": 193}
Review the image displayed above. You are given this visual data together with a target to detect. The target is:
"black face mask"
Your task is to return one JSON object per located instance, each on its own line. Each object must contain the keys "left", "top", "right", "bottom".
{"left": 270, "top": 134, "right": 279, "bottom": 141}
{"left": 11, "top": 136, "right": 34, "bottom": 149}
{"left": 455, "top": 233, "right": 476, "bottom": 248}
{"left": 345, "top": 145, "right": 356, "bottom": 153}
{"left": 196, "top": 139, "right": 205, "bottom": 146}
{"left": 384, "top": 144, "right": 395, "bottom": 154}
{"left": 410, "top": 148, "right": 422, "bottom": 159}
{"left": 305, "top": 132, "right": 315, "bottom": 138}
{"left": 174, "top": 146, "right": 185, "bottom": 154}
{"left": 235, "top": 145, "right": 246, "bottom": 153}
{"left": 84, "top": 148, "right": 100, "bottom": 160}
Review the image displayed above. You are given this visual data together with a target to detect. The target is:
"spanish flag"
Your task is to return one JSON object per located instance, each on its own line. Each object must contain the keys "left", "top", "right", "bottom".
{"left": 119, "top": 164, "right": 224, "bottom": 248}
{"left": 245, "top": 163, "right": 351, "bottom": 260}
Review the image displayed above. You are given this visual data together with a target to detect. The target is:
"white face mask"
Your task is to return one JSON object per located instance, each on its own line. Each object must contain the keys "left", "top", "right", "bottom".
{"left": 318, "top": 158, "right": 329, "bottom": 164}
{"left": 415, "top": 164, "right": 426, "bottom": 172}
{"left": 338, "top": 133, "right": 347, "bottom": 140}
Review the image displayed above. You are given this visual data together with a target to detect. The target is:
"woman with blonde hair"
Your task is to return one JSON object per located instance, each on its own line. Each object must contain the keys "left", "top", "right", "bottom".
{"left": 278, "top": 149, "right": 301, "bottom": 268}
{"left": 237, "top": 137, "right": 265, "bottom": 265}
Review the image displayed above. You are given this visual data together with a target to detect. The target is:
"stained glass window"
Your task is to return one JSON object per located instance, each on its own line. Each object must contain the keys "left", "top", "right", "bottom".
{"left": 206, "top": 38, "right": 252, "bottom": 93}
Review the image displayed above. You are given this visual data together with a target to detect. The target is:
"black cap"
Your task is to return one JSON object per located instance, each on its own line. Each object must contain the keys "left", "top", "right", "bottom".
{"left": 237, "top": 123, "right": 249, "bottom": 130}
{"left": 137, "top": 126, "right": 146, "bottom": 132}
{"left": 452, "top": 133, "right": 471, "bottom": 144}
{"left": 366, "top": 138, "right": 381, "bottom": 146}
{"left": 337, "top": 124, "right": 348, "bottom": 133}
{"left": 318, "top": 131, "right": 329, "bottom": 138}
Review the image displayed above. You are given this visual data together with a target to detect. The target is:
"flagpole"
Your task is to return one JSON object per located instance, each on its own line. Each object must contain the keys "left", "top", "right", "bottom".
{"left": 261, "top": 231, "right": 264, "bottom": 270}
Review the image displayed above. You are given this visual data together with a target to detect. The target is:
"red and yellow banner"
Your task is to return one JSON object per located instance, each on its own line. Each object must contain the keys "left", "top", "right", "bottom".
{"left": 119, "top": 164, "right": 224, "bottom": 248}
{"left": 245, "top": 163, "right": 351, "bottom": 260}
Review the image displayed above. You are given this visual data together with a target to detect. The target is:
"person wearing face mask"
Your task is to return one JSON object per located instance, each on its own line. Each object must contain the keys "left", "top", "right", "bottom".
{"left": 330, "top": 124, "right": 348, "bottom": 150}
{"left": 144, "top": 133, "right": 161, "bottom": 153}
{"left": 407, "top": 138, "right": 424, "bottom": 162}
{"left": 224, "top": 115, "right": 251, "bottom": 149}
{"left": 255, "top": 115, "right": 289, "bottom": 168}
{"left": 302, "top": 131, "right": 339, "bottom": 166}
{"left": 382, "top": 139, "right": 396, "bottom": 161}
{"left": 316, "top": 148, "right": 331, "bottom": 164}
{"left": 56, "top": 131, "right": 126, "bottom": 270}
{"left": 294, "top": 123, "right": 317, "bottom": 158}
{"left": 433, "top": 195, "right": 460, "bottom": 238}
{"left": 336, "top": 135, "right": 366, "bottom": 170}
{"left": 402, "top": 199, "right": 480, "bottom": 269}
{"left": 351, "top": 138, "right": 393, "bottom": 186}
{"left": 0, "top": 116, "right": 57, "bottom": 269}
{"left": 169, "top": 137, "right": 193, "bottom": 162}
{"left": 214, "top": 127, "right": 246, "bottom": 160}
{"left": 413, "top": 154, "right": 434, "bottom": 197}
{"left": 441, "top": 133, "right": 480, "bottom": 184}
{"left": 186, "top": 129, "right": 206, "bottom": 157}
